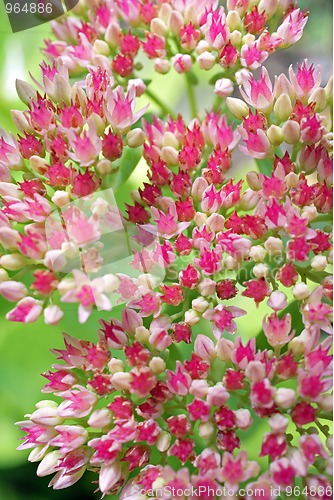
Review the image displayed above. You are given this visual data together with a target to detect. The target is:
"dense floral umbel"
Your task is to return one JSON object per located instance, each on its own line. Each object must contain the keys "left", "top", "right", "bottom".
{"left": 0, "top": 0, "right": 332, "bottom": 498}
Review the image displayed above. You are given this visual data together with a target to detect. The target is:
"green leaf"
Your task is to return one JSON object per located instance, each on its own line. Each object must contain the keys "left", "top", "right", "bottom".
{"left": 255, "top": 158, "right": 274, "bottom": 176}
{"left": 111, "top": 146, "right": 142, "bottom": 192}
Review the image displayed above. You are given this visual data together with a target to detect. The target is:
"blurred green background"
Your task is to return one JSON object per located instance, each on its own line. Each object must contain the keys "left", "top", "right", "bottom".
{"left": 0, "top": 1, "right": 332, "bottom": 498}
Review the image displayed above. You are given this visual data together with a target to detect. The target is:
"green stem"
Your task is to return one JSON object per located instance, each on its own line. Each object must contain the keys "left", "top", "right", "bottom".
{"left": 185, "top": 72, "right": 197, "bottom": 118}
{"left": 145, "top": 88, "right": 176, "bottom": 119}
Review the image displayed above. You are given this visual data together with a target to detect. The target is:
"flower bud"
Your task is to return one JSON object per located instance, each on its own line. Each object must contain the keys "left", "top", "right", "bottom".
{"left": 93, "top": 39, "right": 110, "bottom": 56}
{"left": 226, "top": 97, "right": 249, "bottom": 120}
{"left": 184, "top": 308, "right": 200, "bottom": 325}
{"left": 194, "top": 212, "right": 208, "bottom": 226}
{"left": 318, "top": 394, "right": 333, "bottom": 412}
{"left": 242, "top": 34, "right": 256, "bottom": 45}
{"left": 44, "top": 305, "right": 63, "bottom": 325}
{"left": 87, "top": 409, "right": 111, "bottom": 428}
{"left": 126, "top": 128, "right": 145, "bottom": 148}
{"left": 108, "top": 358, "right": 125, "bottom": 374}
{"left": 282, "top": 120, "right": 300, "bottom": 144}
{"left": 111, "top": 372, "right": 131, "bottom": 391}
{"left": 11, "top": 109, "right": 33, "bottom": 133}
{"left": 267, "top": 125, "right": 283, "bottom": 146}
{"left": 301, "top": 206, "right": 318, "bottom": 221}
{"left": 246, "top": 171, "right": 262, "bottom": 191}
{"left": 285, "top": 171, "right": 299, "bottom": 188}
{"left": 214, "top": 78, "right": 234, "bottom": 98}
{"left": 207, "top": 384, "right": 229, "bottom": 406}
{"left": 269, "top": 414, "right": 289, "bottom": 433}
{"left": 149, "top": 356, "right": 166, "bottom": 374}
{"left": 172, "top": 54, "right": 192, "bottom": 73}
{"left": 29, "top": 155, "right": 48, "bottom": 174}
{"left": 267, "top": 291, "right": 287, "bottom": 311}
{"left": 274, "top": 73, "right": 295, "bottom": 100}
{"left": 198, "top": 278, "right": 216, "bottom": 296}
{"left": 206, "top": 213, "right": 225, "bottom": 232}
{"left": 0, "top": 227, "right": 20, "bottom": 249}
{"left": 292, "top": 282, "right": 310, "bottom": 300}
{"left": 194, "top": 334, "right": 216, "bottom": 360}
{"left": 154, "top": 58, "right": 171, "bottom": 74}
{"left": 37, "top": 450, "right": 60, "bottom": 477}
{"left": 105, "top": 22, "right": 122, "bottom": 46}
{"left": 15, "top": 79, "right": 36, "bottom": 105}
{"left": 158, "top": 2, "right": 172, "bottom": 22}
{"left": 274, "top": 94, "right": 293, "bottom": 123}
{"left": 150, "top": 17, "right": 168, "bottom": 36}
{"left": 161, "top": 146, "right": 178, "bottom": 164}
{"left": 184, "top": 4, "right": 197, "bottom": 24}
{"left": 311, "top": 255, "right": 327, "bottom": 272}
{"left": 43, "top": 250, "right": 67, "bottom": 272}
{"left": 239, "top": 189, "right": 260, "bottom": 210}
{"left": 190, "top": 379, "right": 209, "bottom": 398}
{"left": 96, "top": 159, "right": 114, "bottom": 176}
{"left": 216, "top": 338, "right": 234, "bottom": 361}
{"left": 51, "top": 191, "right": 71, "bottom": 207}
{"left": 253, "top": 263, "right": 269, "bottom": 278}
{"left": 197, "top": 52, "right": 216, "bottom": 70}
{"left": 192, "top": 177, "right": 209, "bottom": 200}
{"left": 0, "top": 269, "right": 9, "bottom": 283}
{"left": 224, "top": 255, "right": 239, "bottom": 270}
{"left": 226, "top": 10, "right": 241, "bottom": 30}
{"left": 245, "top": 361, "right": 266, "bottom": 382}
{"left": 128, "top": 78, "right": 147, "bottom": 97}
{"left": 156, "top": 431, "right": 171, "bottom": 452}
{"left": 0, "top": 253, "right": 27, "bottom": 270}
{"left": 264, "top": 236, "right": 283, "bottom": 256}
{"left": 168, "top": 10, "right": 184, "bottom": 35}
{"left": 325, "top": 75, "right": 333, "bottom": 105}
{"left": 308, "top": 87, "right": 327, "bottom": 113}
{"left": 249, "top": 245, "right": 266, "bottom": 262}
{"left": 198, "top": 421, "right": 215, "bottom": 439}
{"left": 135, "top": 326, "right": 150, "bottom": 343}
{"left": 30, "top": 406, "right": 63, "bottom": 426}
{"left": 274, "top": 388, "right": 296, "bottom": 409}
{"left": 57, "top": 277, "right": 75, "bottom": 295}
{"left": 229, "top": 30, "right": 242, "bottom": 46}
{"left": 192, "top": 297, "right": 210, "bottom": 313}
{"left": 235, "top": 409, "right": 252, "bottom": 429}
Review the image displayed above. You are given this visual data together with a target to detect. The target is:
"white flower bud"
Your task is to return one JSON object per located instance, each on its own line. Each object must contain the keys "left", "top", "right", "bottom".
{"left": 194, "top": 211, "right": 207, "bottom": 226}
{"left": 292, "top": 282, "right": 310, "bottom": 300}
{"left": 108, "top": 358, "right": 124, "bottom": 374}
{"left": 253, "top": 263, "right": 269, "bottom": 278}
{"left": 282, "top": 120, "right": 301, "bottom": 144}
{"left": 184, "top": 309, "right": 200, "bottom": 325}
{"left": 274, "top": 388, "right": 296, "bottom": 409}
{"left": 198, "top": 422, "right": 215, "bottom": 439}
{"left": 274, "top": 94, "right": 293, "bottom": 123}
{"left": 135, "top": 326, "right": 150, "bottom": 343}
{"left": 88, "top": 409, "right": 111, "bottom": 428}
{"left": 126, "top": 128, "right": 145, "bottom": 148}
{"left": 249, "top": 245, "right": 266, "bottom": 262}
{"left": 264, "top": 236, "right": 283, "bottom": 256}
{"left": 149, "top": 357, "right": 166, "bottom": 374}
{"left": 51, "top": 191, "right": 71, "bottom": 207}
{"left": 311, "top": 255, "right": 327, "bottom": 271}
{"left": 226, "top": 97, "right": 249, "bottom": 120}
{"left": 156, "top": 431, "right": 171, "bottom": 452}
{"left": 0, "top": 253, "right": 27, "bottom": 270}
{"left": 267, "top": 125, "right": 284, "bottom": 146}
{"left": 161, "top": 146, "right": 178, "bottom": 164}
{"left": 93, "top": 40, "right": 110, "bottom": 55}
{"left": 111, "top": 372, "right": 131, "bottom": 391}
{"left": 192, "top": 297, "right": 210, "bottom": 313}
{"left": 229, "top": 30, "right": 242, "bottom": 46}
{"left": 197, "top": 51, "right": 216, "bottom": 70}
{"left": 285, "top": 172, "right": 299, "bottom": 188}
{"left": 150, "top": 17, "right": 168, "bottom": 36}
{"left": 226, "top": 10, "right": 241, "bottom": 30}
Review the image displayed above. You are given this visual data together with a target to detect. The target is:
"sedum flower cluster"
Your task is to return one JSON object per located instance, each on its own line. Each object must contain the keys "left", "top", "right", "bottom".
{"left": 0, "top": 0, "right": 332, "bottom": 498}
